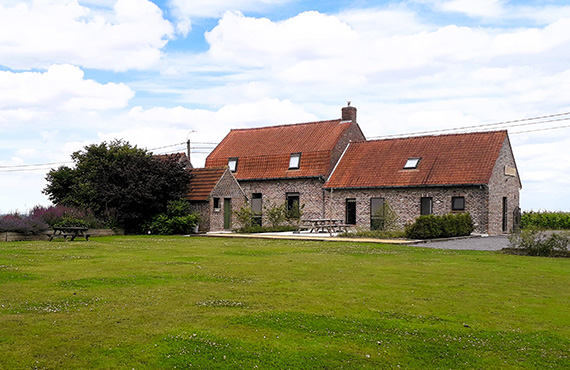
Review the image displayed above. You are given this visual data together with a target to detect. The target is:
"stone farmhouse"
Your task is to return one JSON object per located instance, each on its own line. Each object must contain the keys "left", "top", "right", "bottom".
{"left": 194, "top": 105, "right": 521, "bottom": 235}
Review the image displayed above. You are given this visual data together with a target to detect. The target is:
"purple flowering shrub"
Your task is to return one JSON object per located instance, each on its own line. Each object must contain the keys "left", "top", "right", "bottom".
{"left": 29, "top": 205, "right": 105, "bottom": 228}
{"left": 0, "top": 213, "right": 49, "bottom": 234}
{"left": 0, "top": 205, "right": 106, "bottom": 234}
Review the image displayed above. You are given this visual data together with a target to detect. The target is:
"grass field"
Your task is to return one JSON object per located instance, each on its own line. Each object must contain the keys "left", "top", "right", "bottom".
{"left": 1, "top": 236, "right": 569, "bottom": 369}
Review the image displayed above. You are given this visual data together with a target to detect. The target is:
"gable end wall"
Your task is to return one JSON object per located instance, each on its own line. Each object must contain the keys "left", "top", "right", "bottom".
{"left": 486, "top": 136, "right": 521, "bottom": 235}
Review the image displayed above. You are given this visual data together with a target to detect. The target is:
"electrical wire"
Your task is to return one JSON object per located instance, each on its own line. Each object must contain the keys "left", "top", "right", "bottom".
{"left": 367, "top": 111, "right": 570, "bottom": 139}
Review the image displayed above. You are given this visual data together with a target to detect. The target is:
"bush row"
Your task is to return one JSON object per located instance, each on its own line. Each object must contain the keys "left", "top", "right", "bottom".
{"left": 405, "top": 213, "right": 474, "bottom": 239}
{"left": 521, "top": 211, "right": 570, "bottom": 230}
{"left": 506, "top": 229, "right": 570, "bottom": 257}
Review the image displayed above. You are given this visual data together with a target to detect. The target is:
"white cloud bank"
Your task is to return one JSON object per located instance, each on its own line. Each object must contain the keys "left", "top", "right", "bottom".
{"left": 0, "top": 64, "right": 134, "bottom": 123}
{"left": 0, "top": 0, "right": 173, "bottom": 71}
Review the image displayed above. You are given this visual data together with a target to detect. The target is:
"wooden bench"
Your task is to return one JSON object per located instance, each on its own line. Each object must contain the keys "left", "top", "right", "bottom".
{"left": 294, "top": 225, "right": 314, "bottom": 234}
{"left": 48, "top": 227, "right": 90, "bottom": 241}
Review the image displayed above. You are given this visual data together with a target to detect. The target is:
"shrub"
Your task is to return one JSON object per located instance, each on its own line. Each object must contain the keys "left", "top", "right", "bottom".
{"left": 29, "top": 205, "right": 105, "bottom": 228}
{"left": 0, "top": 213, "right": 49, "bottom": 235}
{"left": 520, "top": 211, "right": 570, "bottom": 230}
{"left": 145, "top": 200, "right": 200, "bottom": 235}
{"left": 234, "top": 205, "right": 257, "bottom": 230}
{"left": 405, "top": 213, "right": 474, "bottom": 239}
{"left": 506, "top": 228, "right": 570, "bottom": 257}
{"left": 264, "top": 201, "right": 286, "bottom": 228}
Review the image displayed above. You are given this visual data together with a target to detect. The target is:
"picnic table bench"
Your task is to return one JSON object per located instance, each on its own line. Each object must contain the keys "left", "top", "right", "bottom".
{"left": 296, "top": 219, "right": 353, "bottom": 235}
{"left": 48, "top": 227, "right": 90, "bottom": 241}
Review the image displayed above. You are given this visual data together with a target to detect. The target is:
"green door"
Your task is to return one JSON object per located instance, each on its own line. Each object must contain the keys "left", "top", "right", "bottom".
{"left": 224, "top": 198, "right": 231, "bottom": 229}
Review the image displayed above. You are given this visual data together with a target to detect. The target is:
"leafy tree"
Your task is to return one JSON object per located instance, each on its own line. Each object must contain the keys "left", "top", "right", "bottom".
{"left": 43, "top": 140, "right": 191, "bottom": 233}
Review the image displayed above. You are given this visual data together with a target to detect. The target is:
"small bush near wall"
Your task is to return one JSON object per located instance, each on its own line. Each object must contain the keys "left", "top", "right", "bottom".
{"left": 405, "top": 213, "right": 474, "bottom": 239}
{"left": 505, "top": 229, "right": 570, "bottom": 257}
{"left": 144, "top": 200, "right": 200, "bottom": 235}
{"left": 521, "top": 211, "right": 570, "bottom": 230}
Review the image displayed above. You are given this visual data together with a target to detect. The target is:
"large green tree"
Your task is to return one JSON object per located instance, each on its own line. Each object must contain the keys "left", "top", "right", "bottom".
{"left": 43, "top": 140, "right": 191, "bottom": 233}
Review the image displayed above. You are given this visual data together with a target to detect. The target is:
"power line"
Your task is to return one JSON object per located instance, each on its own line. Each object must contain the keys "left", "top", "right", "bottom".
{"left": 367, "top": 111, "right": 570, "bottom": 139}
{"left": 511, "top": 124, "right": 570, "bottom": 135}
{"left": 0, "top": 161, "right": 72, "bottom": 169}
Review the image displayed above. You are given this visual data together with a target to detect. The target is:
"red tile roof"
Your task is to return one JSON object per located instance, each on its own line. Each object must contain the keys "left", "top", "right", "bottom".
{"left": 324, "top": 131, "right": 508, "bottom": 189}
{"left": 206, "top": 119, "right": 355, "bottom": 180}
{"left": 186, "top": 167, "right": 227, "bottom": 201}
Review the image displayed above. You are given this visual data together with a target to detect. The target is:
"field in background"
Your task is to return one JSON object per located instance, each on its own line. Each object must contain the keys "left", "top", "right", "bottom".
{"left": 1, "top": 236, "right": 569, "bottom": 369}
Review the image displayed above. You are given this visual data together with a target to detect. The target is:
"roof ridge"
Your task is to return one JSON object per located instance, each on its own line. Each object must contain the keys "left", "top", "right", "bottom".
{"left": 366, "top": 130, "right": 507, "bottom": 143}
{"left": 229, "top": 118, "right": 343, "bottom": 132}
{"left": 220, "top": 149, "right": 332, "bottom": 160}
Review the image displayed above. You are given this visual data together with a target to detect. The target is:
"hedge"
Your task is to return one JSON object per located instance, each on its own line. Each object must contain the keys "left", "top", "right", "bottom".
{"left": 405, "top": 213, "right": 474, "bottom": 239}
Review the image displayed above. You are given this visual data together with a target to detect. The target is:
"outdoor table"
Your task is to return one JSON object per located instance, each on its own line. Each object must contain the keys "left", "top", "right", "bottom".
{"left": 48, "top": 227, "right": 90, "bottom": 241}
{"left": 300, "top": 219, "right": 347, "bottom": 234}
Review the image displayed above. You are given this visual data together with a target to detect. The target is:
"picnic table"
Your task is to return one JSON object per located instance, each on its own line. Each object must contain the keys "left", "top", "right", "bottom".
{"left": 298, "top": 219, "right": 352, "bottom": 235}
{"left": 48, "top": 227, "right": 90, "bottom": 241}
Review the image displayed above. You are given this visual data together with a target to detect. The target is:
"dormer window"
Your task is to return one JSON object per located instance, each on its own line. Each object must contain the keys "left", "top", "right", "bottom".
{"left": 404, "top": 157, "right": 421, "bottom": 169}
{"left": 228, "top": 157, "right": 238, "bottom": 172}
{"left": 289, "top": 153, "right": 301, "bottom": 169}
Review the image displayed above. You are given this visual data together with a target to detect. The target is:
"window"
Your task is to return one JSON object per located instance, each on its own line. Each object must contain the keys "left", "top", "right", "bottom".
{"left": 213, "top": 197, "right": 220, "bottom": 210}
{"left": 251, "top": 193, "right": 262, "bottom": 226}
{"left": 228, "top": 157, "right": 238, "bottom": 172}
{"left": 420, "top": 197, "right": 433, "bottom": 215}
{"left": 370, "top": 198, "right": 385, "bottom": 230}
{"left": 404, "top": 157, "right": 421, "bottom": 169}
{"left": 286, "top": 193, "right": 300, "bottom": 219}
{"left": 289, "top": 153, "right": 301, "bottom": 169}
{"left": 452, "top": 196, "right": 465, "bottom": 211}
{"left": 346, "top": 198, "right": 357, "bottom": 225}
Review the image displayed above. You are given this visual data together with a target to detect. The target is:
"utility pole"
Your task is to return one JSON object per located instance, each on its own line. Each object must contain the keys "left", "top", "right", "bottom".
{"left": 187, "top": 130, "right": 196, "bottom": 169}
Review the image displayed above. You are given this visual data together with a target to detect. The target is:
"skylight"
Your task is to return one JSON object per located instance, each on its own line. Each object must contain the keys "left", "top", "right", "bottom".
{"left": 289, "top": 153, "right": 301, "bottom": 169}
{"left": 228, "top": 157, "right": 238, "bottom": 172}
{"left": 404, "top": 157, "right": 421, "bottom": 169}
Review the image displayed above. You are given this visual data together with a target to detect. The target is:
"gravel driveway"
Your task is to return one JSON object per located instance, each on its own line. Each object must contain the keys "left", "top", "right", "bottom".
{"left": 410, "top": 235, "right": 510, "bottom": 251}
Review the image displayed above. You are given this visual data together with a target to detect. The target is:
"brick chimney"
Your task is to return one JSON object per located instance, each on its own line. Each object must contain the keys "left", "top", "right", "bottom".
{"left": 341, "top": 102, "right": 357, "bottom": 123}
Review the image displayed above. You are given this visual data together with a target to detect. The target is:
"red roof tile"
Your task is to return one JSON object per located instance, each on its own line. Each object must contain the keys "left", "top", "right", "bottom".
{"left": 206, "top": 119, "right": 355, "bottom": 180}
{"left": 325, "top": 131, "right": 508, "bottom": 188}
{"left": 186, "top": 167, "right": 227, "bottom": 201}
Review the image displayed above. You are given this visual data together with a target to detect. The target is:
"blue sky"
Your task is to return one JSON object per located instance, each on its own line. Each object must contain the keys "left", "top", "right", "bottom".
{"left": 2, "top": 0, "right": 570, "bottom": 213}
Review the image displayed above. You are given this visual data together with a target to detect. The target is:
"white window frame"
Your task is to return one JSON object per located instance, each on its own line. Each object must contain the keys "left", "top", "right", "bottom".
{"left": 289, "top": 153, "right": 301, "bottom": 169}
{"left": 228, "top": 157, "right": 238, "bottom": 172}
{"left": 404, "top": 157, "right": 421, "bottom": 169}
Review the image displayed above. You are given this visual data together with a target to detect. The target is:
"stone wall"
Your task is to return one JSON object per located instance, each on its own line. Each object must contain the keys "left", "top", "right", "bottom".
{"left": 189, "top": 201, "right": 210, "bottom": 232}
{"left": 487, "top": 136, "right": 521, "bottom": 235}
{"left": 239, "top": 178, "right": 325, "bottom": 226}
{"left": 327, "top": 122, "right": 366, "bottom": 176}
{"left": 324, "top": 186, "right": 489, "bottom": 234}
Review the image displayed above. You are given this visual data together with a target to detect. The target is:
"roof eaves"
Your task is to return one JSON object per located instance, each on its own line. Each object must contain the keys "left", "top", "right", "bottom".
{"left": 323, "top": 183, "right": 488, "bottom": 190}
{"left": 238, "top": 176, "right": 325, "bottom": 182}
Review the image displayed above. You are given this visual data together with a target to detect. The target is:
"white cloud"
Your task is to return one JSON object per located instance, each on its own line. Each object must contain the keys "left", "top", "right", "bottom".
{"left": 0, "top": 65, "right": 134, "bottom": 119}
{"left": 97, "top": 98, "right": 317, "bottom": 166}
{"left": 0, "top": 0, "right": 173, "bottom": 71}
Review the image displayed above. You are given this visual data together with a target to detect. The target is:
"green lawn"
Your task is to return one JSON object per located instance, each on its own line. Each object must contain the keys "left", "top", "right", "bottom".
{"left": 1, "top": 236, "right": 569, "bottom": 369}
